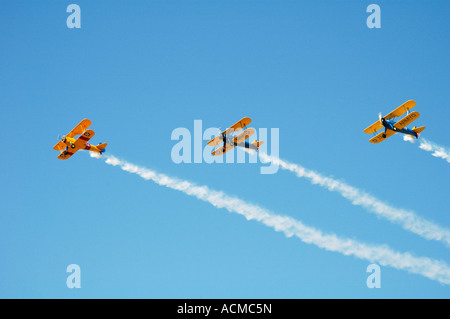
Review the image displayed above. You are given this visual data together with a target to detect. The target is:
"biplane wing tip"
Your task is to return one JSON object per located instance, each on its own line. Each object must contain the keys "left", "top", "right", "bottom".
{"left": 369, "top": 130, "right": 396, "bottom": 144}
{"left": 229, "top": 117, "right": 252, "bottom": 131}
{"left": 211, "top": 147, "right": 224, "bottom": 156}
{"left": 241, "top": 117, "right": 252, "bottom": 127}
{"left": 57, "top": 151, "right": 76, "bottom": 160}
{"left": 369, "top": 135, "right": 384, "bottom": 144}
{"left": 363, "top": 121, "right": 383, "bottom": 135}
{"left": 398, "top": 100, "right": 416, "bottom": 109}
{"left": 53, "top": 140, "right": 68, "bottom": 151}
{"left": 77, "top": 118, "right": 92, "bottom": 129}
{"left": 406, "top": 99, "right": 416, "bottom": 106}
{"left": 207, "top": 136, "right": 222, "bottom": 147}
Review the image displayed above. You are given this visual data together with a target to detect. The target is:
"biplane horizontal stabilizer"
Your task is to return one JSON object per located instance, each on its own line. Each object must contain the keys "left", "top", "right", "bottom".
{"left": 413, "top": 126, "right": 426, "bottom": 135}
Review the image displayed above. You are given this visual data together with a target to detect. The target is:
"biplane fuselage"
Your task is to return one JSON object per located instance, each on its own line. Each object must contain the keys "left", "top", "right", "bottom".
{"left": 381, "top": 118, "right": 419, "bottom": 138}
{"left": 59, "top": 135, "right": 105, "bottom": 158}
{"left": 222, "top": 134, "right": 259, "bottom": 151}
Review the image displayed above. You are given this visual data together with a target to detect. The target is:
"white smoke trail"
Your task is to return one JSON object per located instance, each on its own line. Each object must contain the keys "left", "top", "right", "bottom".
{"left": 93, "top": 153, "right": 450, "bottom": 285}
{"left": 403, "top": 136, "right": 450, "bottom": 163}
{"left": 257, "top": 152, "right": 450, "bottom": 246}
{"left": 89, "top": 151, "right": 102, "bottom": 159}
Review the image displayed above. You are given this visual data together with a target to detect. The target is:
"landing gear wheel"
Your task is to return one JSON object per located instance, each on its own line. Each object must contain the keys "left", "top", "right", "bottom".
{"left": 382, "top": 134, "right": 386, "bottom": 138}
{"left": 71, "top": 143, "right": 76, "bottom": 149}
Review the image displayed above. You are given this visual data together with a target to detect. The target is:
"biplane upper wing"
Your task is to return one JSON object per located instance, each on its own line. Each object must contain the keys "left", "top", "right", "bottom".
{"left": 363, "top": 120, "right": 383, "bottom": 134}
{"left": 384, "top": 100, "right": 416, "bottom": 120}
{"left": 394, "top": 111, "right": 420, "bottom": 130}
{"left": 227, "top": 117, "right": 252, "bottom": 134}
{"left": 233, "top": 128, "right": 255, "bottom": 145}
{"left": 369, "top": 129, "right": 396, "bottom": 144}
{"left": 212, "top": 143, "right": 236, "bottom": 156}
{"left": 207, "top": 117, "right": 252, "bottom": 146}
{"left": 65, "top": 119, "right": 92, "bottom": 138}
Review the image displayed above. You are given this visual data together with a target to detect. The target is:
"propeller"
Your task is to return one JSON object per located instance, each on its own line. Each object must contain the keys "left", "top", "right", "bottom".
{"left": 378, "top": 112, "right": 386, "bottom": 125}
{"left": 54, "top": 135, "right": 68, "bottom": 151}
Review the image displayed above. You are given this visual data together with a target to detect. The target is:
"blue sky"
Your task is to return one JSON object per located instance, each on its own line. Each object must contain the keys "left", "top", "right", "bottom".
{"left": 1, "top": 0, "right": 449, "bottom": 298}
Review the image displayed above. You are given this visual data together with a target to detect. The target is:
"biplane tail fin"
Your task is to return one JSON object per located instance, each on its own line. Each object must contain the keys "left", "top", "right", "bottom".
{"left": 412, "top": 126, "right": 426, "bottom": 138}
{"left": 97, "top": 143, "right": 108, "bottom": 152}
{"left": 252, "top": 140, "right": 264, "bottom": 149}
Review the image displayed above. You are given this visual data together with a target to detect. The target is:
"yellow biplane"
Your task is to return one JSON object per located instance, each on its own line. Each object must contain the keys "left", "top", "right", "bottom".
{"left": 53, "top": 119, "right": 107, "bottom": 160}
{"left": 207, "top": 117, "right": 264, "bottom": 156}
{"left": 364, "top": 100, "right": 426, "bottom": 143}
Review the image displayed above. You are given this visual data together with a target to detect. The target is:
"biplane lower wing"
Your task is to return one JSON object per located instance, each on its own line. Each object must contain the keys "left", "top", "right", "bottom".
{"left": 58, "top": 149, "right": 78, "bottom": 160}
{"left": 53, "top": 141, "right": 66, "bottom": 151}
{"left": 369, "top": 129, "right": 396, "bottom": 144}
{"left": 207, "top": 117, "right": 252, "bottom": 146}
{"left": 74, "top": 129, "right": 95, "bottom": 148}
{"left": 207, "top": 133, "right": 225, "bottom": 147}
{"left": 394, "top": 111, "right": 420, "bottom": 130}
{"left": 67, "top": 119, "right": 92, "bottom": 138}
